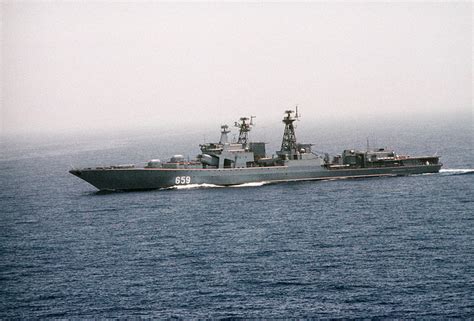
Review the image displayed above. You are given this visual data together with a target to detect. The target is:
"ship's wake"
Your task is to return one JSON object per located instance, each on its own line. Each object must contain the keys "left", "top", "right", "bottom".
{"left": 231, "top": 181, "right": 269, "bottom": 188}
{"left": 439, "top": 169, "right": 474, "bottom": 176}
{"left": 158, "top": 169, "right": 474, "bottom": 191}
{"left": 161, "top": 183, "right": 225, "bottom": 190}
{"left": 162, "top": 181, "right": 270, "bottom": 190}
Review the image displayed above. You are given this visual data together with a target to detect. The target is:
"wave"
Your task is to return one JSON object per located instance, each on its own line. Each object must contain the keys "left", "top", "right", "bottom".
{"left": 439, "top": 169, "right": 474, "bottom": 176}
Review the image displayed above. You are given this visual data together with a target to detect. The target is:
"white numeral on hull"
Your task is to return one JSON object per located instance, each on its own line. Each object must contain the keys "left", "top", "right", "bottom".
{"left": 175, "top": 176, "right": 191, "bottom": 185}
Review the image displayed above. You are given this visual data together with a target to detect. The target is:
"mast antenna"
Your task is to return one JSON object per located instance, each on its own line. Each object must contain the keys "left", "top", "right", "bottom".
{"left": 235, "top": 116, "right": 254, "bottom": 146}
{"left": 278, "top": 109, "right": 298, "bottom": 157}
{"left": 250, "top": 116, "right": 256, "bottom": 126}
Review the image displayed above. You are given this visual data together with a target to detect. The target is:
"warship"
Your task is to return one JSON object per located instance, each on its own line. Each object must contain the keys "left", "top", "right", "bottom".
{"left": 70, "top": 109, "right": 442, "bottom": 191}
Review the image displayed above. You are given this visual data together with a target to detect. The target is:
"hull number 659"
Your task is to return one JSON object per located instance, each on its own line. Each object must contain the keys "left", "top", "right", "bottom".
{"left": 175, "top": 176, "right": 191, "bottom": 185}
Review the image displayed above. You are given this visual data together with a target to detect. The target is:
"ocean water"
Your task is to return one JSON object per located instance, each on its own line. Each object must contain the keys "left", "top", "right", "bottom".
{"left": 1, "top": 119, "right": 473, "bottom": 318}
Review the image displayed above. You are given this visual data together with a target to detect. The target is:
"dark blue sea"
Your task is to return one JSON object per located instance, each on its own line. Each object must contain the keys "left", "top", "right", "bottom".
{"left": 1, "top": 117, "right": 473, "bottom": 318}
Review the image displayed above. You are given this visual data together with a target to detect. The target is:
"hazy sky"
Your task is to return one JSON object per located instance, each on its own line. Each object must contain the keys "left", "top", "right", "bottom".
{"left": 1, "top": 1, "right": 472, "bottom": 135}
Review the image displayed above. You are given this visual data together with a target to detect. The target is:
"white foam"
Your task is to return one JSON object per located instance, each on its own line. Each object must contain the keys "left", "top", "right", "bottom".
{"left": 411, "top": 172, "right": 435, "bottom": 176}
{"left": 231, "top": 181, "right": 269, "bottom": 188}
{"left": 439, "top": 169, "right": 474, "bottom": 175}
{"left": 162, "top": 183, "right": 224, "bottom": 190}
{"left": 161, "top": 181, "right": 270, "bottom": 190}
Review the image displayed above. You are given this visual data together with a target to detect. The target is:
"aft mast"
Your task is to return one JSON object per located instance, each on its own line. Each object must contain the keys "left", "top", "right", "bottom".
{"left": 278, "top": 109, "right": 299, "bottom": 159}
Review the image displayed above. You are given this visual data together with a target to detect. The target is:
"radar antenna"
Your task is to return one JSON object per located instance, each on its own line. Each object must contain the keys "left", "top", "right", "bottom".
{"left": 279, "top": 109, "right": 299, "bottom": 157}
{"left": 234, "top": 116, "right": 255, "bottom": 146}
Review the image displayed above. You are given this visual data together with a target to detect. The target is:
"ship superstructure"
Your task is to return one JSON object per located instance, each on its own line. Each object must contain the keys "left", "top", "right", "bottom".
{"left": 70, "top": 109, "right": 442, "bottom": 191}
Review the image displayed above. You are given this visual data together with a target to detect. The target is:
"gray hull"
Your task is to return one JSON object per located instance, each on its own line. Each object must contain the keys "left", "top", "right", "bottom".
{"left": 70, "top": 164, "right": 442, "bottom": 191}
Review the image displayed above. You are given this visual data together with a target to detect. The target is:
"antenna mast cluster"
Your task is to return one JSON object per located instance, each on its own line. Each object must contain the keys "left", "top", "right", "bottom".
{"left": 279, "top": 108, "right": 299, "bottom": 156}
{"left": 234, "top": 116, "right": 255, "bottom": 145}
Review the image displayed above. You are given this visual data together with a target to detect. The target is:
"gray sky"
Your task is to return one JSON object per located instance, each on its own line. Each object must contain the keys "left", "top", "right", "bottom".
{"left": 1, "top": 1, "right": 472, "bottom": 136}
